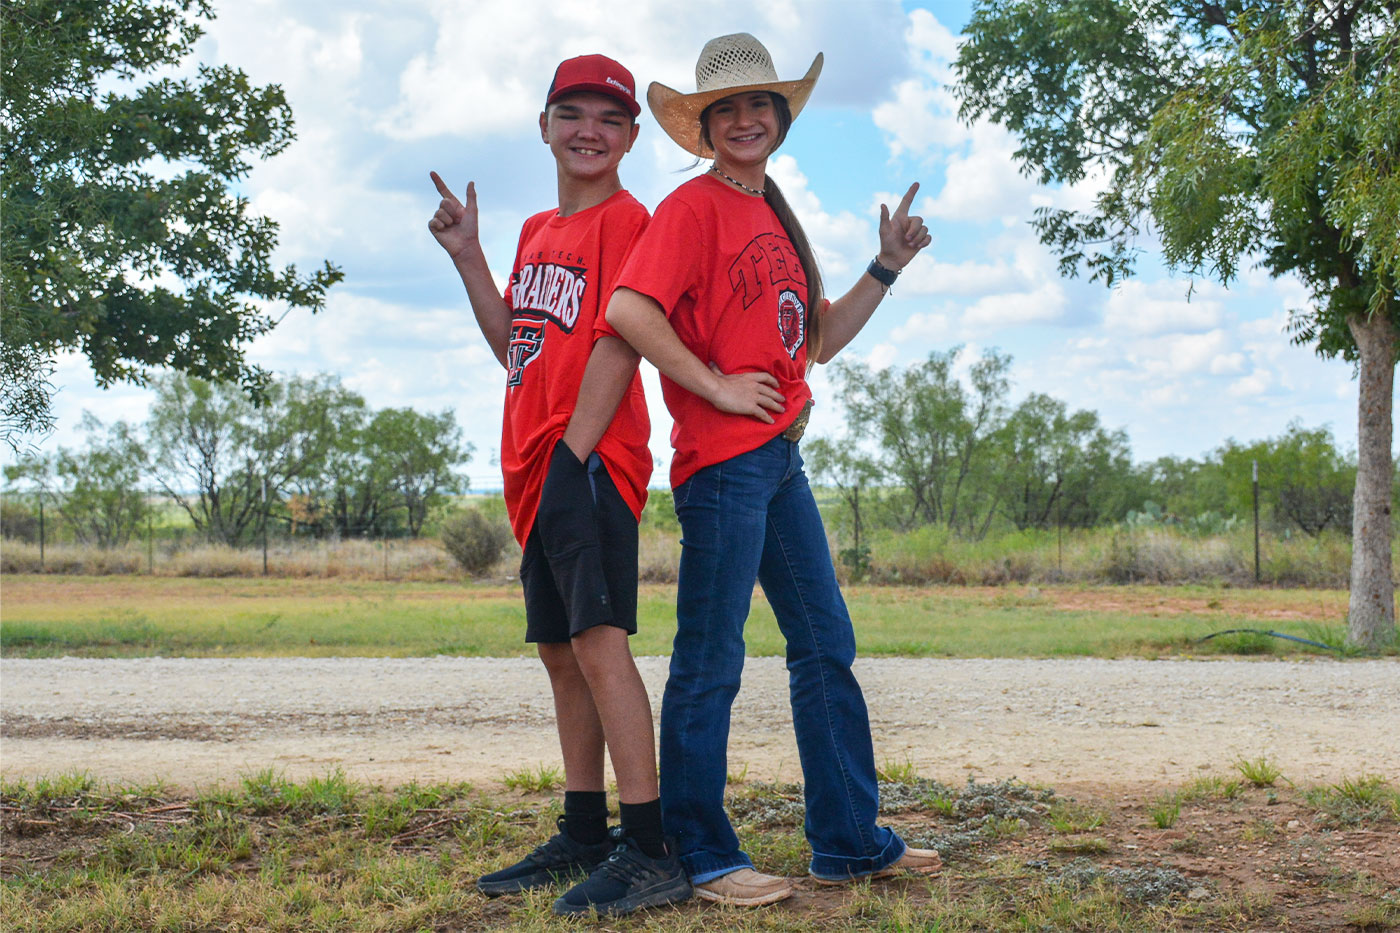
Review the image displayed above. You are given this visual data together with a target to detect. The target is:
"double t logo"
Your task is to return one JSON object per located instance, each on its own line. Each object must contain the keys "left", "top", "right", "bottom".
{"left": 729, "top": 233, "right": 807, "bottom": 359}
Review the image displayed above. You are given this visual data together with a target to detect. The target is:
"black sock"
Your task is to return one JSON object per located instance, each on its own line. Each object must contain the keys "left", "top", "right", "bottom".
{"left": 619, "top": 798, "right": 667, "bottom": 859}
{"left": 562, "top": 791, "right": 609, "bottom": 846}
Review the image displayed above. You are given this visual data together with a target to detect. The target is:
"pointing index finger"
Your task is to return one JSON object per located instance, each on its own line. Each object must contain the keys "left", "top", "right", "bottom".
{"left": 430, "top": 171, "right": 457, "bottom": 202}
{"left": 894, "top": 181, "right": 919, "bottom": 218}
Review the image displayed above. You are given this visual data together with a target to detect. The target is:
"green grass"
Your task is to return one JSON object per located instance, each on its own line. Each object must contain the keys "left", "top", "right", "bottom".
{"left": 1234, "top": 756, "right": 1283, "bottom": 787}
{"left": 876, "top": 757, "right": 920, "bottom": 784}
{"left": 1047, "top": 800, "right": 1108, "bottom": 833}
{"left": 1304, "top": 775, "right": 1400, "bottom": 825}
{"left": 1048, "top": 834, "right": 1111, "bottom": 854}
{"left": 4, "top": 771, "right": 1261, "bottom": 932}
{"left": 1179, "top": 775, "right": 1243, "bottom": 802}
{"left": 9, "top": 767, "right": 1394, "bottom": 931}
{"left": 26, "top": 768, "right": 1385, "bottom": 931}
{"left": 0, "top": 576, "right": 1366, "bottom": 659}
{"left": 1150, "top": 795, "right": 1182, "bottom": 829}
{"left": 501, "top": 765, "right": 562, "bottom": 794}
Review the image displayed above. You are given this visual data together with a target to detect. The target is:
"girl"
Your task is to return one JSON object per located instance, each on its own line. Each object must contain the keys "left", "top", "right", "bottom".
{"left": 605, "top": 33, "right": 939, "bottom": 906}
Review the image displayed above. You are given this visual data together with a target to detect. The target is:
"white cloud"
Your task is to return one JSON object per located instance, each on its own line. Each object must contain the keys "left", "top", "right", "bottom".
{"left": 5, "top": 0, "right": 1362, "bottom": 475}
{"left": 905, "top": 7, "right": 960, "bottom": 68}
{"left": 891, "top": 310, "right": 954, "bottom": 343}
{"left": 919, "top": 122, "right": 1039, "bottom": 223}
{"left": 899, "top": 257, "right": 1021, "bottom": 297}
{"left": 1103, "top": 280, "right": 1225, "bottom": 336}
{"left": 961, "top": 282, "right": 1068, "bottom": 331}
{"left": 872, "top": 79, "right": 964, "bottom": 159}
{"left": 1141, "top": 330, "right": 1234, "bottom": 376}
{"left": 1229, "top": 370, "right": 1274, "bottom": 397}
{"left": 1209, "top": 352, "right": 1247, "bottom": 375}
{"left": 769, "top": 155, "right": 868, "bottom": 279}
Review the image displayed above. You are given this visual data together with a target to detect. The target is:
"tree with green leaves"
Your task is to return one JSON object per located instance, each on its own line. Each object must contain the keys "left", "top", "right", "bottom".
{"left": 146, "top": 373, "right": 347, "bottom": 546}
{"left": 805, "top": 437, "right": 883, "bottom": 579}
{"left": 365, "top": 407, "right": 471, "bottom": 538}
{"left": 829, "top": 347, "right": 1013, "bottom": 538}
{"left": 0, "top": 0, "right": 341, "bottom": 448}
{"left": 956, "top": 0, "right": 1398, "bottom": 647}
{"left": 999, "top": 393, "right": 1133, "bottom": 531}
{"left": 1219, "top": 424, "right": 1356, "bottom": 536}
{"left": 3, "top": 414, "right": 150, "bottom": 547}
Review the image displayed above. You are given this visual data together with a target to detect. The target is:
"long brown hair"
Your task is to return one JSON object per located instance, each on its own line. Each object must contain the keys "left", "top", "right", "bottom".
{"left": 700, "top": 93, "right": 824, "bottom": 364}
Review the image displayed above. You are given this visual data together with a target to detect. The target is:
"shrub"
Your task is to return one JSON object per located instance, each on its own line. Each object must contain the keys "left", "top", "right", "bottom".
{"left": 1, "top": 500, "right": 40, "bottom": 543}
{"left": 638, "top": 526, "right": 680, "bottom": 583}
{"left": 440, "top": 510, "right": 512, "bottom": 577}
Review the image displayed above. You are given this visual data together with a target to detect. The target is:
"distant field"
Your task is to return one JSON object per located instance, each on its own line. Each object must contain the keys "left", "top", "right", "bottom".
{"left": 0, "top": 576, "right": 1370, "bottom": 659}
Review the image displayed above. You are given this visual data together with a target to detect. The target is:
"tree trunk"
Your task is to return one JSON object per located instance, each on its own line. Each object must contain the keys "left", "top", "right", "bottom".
{"left": 1346, "top": 311, "right": 1397, "bottom": 649}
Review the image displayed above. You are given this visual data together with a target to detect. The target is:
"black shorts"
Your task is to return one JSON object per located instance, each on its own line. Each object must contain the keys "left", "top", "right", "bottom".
{"left": 521, "top": 440, "right": 639, "bottom": 644}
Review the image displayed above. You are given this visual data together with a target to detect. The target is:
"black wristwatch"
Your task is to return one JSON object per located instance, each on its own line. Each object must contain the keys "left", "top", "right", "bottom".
{"left": 867, "top": 256, "right": 900, "bottom": 289}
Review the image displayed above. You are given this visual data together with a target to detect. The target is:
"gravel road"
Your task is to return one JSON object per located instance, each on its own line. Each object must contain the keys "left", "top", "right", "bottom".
{"left": 3, "top": 657, "right": 1396, "bottom": 790}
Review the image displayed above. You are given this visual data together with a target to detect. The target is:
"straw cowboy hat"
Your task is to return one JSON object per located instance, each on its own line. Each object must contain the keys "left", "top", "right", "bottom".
{"left": 647, "top": 33, "right": 823, "bottom": 157}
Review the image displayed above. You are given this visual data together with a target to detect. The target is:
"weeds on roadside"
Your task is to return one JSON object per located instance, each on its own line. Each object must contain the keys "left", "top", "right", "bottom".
{"left": 1151, "top": 795, "right": 1182, "bottom": 829}
{"left": 1234, "top": 756, "right": 1283, "bottom": 787}
{"left": 500, "top": 765, "right": 561, "bottom": 794}
{"left": 1169, "top": 833, "right": 1202, "bottom": 852}
{"left": 1338, "top": 872, "right": 1400, "bottom": 930}
{"left": 1049, "top": 835, "right": 1110, "bottom": 855}
{"left": 1180, "top": 775, "right": 1242, "bottom": 802}
{"left": 1240, "top": 819, "right": 1277, "bottom": 843}
{"left": 1047, "top": 799, "right": 1108, "bottom": 833}
{"left": 876, "top": 756, "right": 920, "bottom": 784}
{"left": 1, "top": 768, "right": 1366, "bottom": 932}
{"left": 1305, "top": 775, "right": 1400, "bottom": 826}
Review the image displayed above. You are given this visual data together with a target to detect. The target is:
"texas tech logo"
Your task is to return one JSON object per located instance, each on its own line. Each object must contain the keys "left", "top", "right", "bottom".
{"left": 509, "top": 261, "right": 588, "bottom": 331}
{"left": 776, "top": 288, "right": 805, "bottom": 359}
{"left": 505, "top": 260, "right": 590, "bottom": 387}
{"left": 506, "top": 321, "right": 545, "bottom": 388}
{"left": 728, "top": 233, "right": 807, "bottom": 359}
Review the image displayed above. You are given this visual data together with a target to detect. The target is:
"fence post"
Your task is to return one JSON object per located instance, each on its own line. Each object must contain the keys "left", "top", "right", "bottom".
{"left": 261, "top": 477, "right": 269, "bottom": 576}
{"left": 147, "top": 503, "right": 154, "bottom": 575}
{"left": 1056, "top": 497, "right": 1063, "bottom": 575}
{"left": 1252, "top": 459, "right": 1261, "bottom": 583}
{"left": 38, "top": 493, "right": 45, "bottom": 572}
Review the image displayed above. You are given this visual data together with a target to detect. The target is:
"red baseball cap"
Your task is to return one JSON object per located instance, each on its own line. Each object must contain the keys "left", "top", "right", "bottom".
{"left": 546, "top": 54, "right": 640, "bottom": 117}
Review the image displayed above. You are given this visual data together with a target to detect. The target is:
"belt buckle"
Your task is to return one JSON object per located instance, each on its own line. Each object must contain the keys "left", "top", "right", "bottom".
{"left": 781, "top": 399, "right": 813, "bottom": 442}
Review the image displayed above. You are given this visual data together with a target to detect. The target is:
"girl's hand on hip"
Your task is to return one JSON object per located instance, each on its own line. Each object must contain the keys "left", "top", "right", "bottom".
{"left": 706, "top": 362, "right": 784, "bottom": 424}
{"left": 876, "top": 182, "right": 931, "bottom": 271}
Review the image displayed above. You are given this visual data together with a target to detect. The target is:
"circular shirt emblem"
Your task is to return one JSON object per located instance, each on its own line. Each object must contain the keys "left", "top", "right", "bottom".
{"left": 777, "top": 288, "right": 806, "bottom": 359}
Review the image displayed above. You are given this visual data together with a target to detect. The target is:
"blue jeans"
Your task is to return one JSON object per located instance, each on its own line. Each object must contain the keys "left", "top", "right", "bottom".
{"left": 659, "top": 435, "right": 905, "bottom": 882}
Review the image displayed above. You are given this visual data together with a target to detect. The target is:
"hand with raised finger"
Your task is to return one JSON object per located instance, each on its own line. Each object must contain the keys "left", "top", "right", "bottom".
{"left": 877, "top": 181, "right": 931, "bottom": 272}
{"left": 427, "top": 171, "right": 479, "bottom": 261}
{"left": 707, "top": 362, "right": 785, "bottom": 424}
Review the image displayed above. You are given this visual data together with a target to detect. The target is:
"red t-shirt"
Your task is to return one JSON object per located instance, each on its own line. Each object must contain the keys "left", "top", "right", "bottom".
{"left": 609, "top": 174, "right": 813, "bottom": 488}
{"left": 500, "top": 189, "right": 651, "bottom": 546}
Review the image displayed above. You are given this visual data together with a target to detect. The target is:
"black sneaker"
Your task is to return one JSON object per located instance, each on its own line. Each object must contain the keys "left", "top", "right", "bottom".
{"left": 475, "top": 817, "right": 613, "bottom": 896}
{"left": 552, "top": 832, "right": 692, "bottom": 917}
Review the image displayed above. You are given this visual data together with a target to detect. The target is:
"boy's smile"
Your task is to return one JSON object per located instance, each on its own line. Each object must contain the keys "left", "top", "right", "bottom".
{"left": 541, "top": 91, "right": 639, "bottom": 184}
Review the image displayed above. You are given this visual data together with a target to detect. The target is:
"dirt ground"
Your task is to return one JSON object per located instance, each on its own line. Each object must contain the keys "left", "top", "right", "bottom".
{"left": 4, "top": 655, "right": 1398, "bottom": 793}
{"left": 4, "top": 769, "right": 1396, "bottom": 930}
{"left": 4, "top": 653, "right": 1398, "bottom": 930}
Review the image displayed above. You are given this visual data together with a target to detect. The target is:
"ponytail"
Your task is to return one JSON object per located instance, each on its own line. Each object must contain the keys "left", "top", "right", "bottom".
{"left": 763, "top": 176, "right": 824, "bottom": 366}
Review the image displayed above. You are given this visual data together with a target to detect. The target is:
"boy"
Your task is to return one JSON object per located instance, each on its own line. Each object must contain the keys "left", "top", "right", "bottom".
{"left": 428, "top": 54, "right": 690, "bottom": 917}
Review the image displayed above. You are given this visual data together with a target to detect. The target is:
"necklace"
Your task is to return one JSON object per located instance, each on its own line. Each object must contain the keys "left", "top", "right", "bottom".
{"left": 710, "top": 165, "right": 765, "bottom": 197}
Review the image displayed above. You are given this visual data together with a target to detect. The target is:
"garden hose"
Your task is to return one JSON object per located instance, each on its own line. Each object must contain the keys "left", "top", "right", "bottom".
{"left": 1195, "top": 629, "right": 1342, "bottom": 652}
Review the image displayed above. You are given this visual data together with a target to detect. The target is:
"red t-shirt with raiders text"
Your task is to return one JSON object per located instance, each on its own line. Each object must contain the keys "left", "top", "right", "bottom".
{"left": 608, "top": 174, "right": 813, "bottom": 488}
{"left": 500, "top": 189, "right": 651, "bottom": 546}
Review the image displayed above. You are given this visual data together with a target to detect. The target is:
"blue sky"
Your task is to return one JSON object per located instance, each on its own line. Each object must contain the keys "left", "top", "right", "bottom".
{"left": 26, "top": 0, "right": 1363, "bottom": 490}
